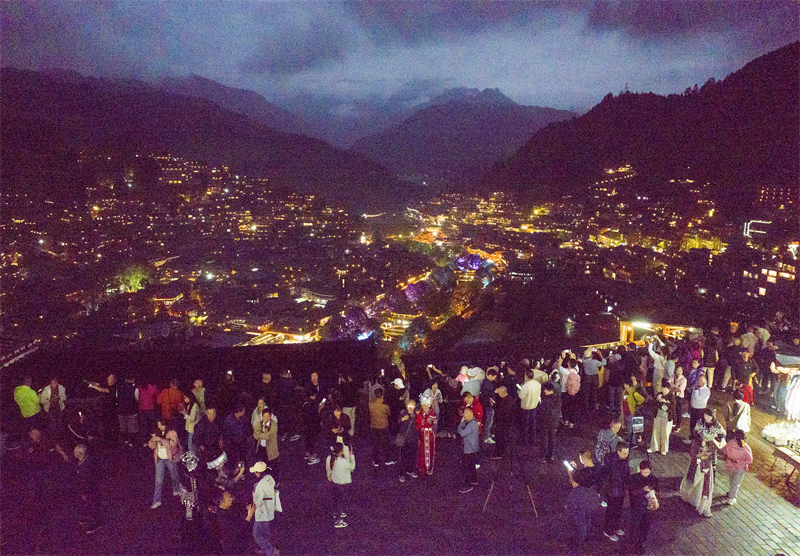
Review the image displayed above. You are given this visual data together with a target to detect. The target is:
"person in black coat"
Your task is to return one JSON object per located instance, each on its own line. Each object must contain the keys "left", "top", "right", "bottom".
{"left": 194, "top": 407, "right": 222, "bottom": 463}
{"left": 396, "top": 400, "right": 419, "bottom": 481}
{"left": 628, "top": 460, "right": 659, "bottom": 555}
{"left": 538, "top": 381, "right": 561, "bottom": 462}
{"left": 73, "top": 443, "right": 103, "bottom": 533}
{"left": 602, "top": 441, "right": 631, "bottom": 542}
{"left": 491, "top": 385, "right": 515, "bottom": 459}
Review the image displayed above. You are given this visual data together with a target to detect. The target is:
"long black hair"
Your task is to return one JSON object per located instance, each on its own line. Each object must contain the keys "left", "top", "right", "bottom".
{"left": 330, "top": 442, "right": 344, "bottom": 471}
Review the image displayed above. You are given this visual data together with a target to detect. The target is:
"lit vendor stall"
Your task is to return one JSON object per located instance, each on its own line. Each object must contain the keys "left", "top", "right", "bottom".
{"left": 762, "top": 352, "right": 800, "bottom": 449}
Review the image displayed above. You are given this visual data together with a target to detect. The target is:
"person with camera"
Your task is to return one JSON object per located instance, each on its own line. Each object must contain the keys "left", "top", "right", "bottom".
{"left": 649, "top": 379, "right": 675, "bottom": 455}
{"left": 582, "top": 348, "right": 607, "bottom": 412}
{"left": 396, "top": 399, "right": 419, "bottom": 482}
{"left": 565, "top": 448, "right": 601, "bottom": 545}
{"left": 628, "top": 460, "right": 659, "bottom": 555}
{"left": 148, "top": 417, "right": 183, "bottom": 509}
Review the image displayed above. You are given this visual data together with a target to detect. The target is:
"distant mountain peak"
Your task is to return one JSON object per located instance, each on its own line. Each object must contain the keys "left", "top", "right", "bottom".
{"left": 427, "top": 87, "right": 517, "bottom": 107}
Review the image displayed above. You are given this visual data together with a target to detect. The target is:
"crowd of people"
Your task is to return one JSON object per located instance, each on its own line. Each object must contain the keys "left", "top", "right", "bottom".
{"left": 5, "top": 313, "right": 799, "bottom": 554}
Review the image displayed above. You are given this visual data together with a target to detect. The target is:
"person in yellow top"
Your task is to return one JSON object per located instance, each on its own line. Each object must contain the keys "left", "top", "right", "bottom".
{"left": 623, "top": 376, "right": 646, "bottom": 416}
{"left": 622, "top": 376, "right": 646, "bottom": 445}
{"left": 14, "top": 375, "right": 41, "bottom": 419}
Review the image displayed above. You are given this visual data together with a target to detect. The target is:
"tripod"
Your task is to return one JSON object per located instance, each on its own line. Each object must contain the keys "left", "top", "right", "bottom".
{"left": 482, "top": 429, "right": 539, "bottom": 518}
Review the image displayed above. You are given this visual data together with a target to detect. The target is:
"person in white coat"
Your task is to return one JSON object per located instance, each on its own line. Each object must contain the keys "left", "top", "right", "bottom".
{"left": 247, "top": 461, "right": 280, "bottom": 556}
{"left": 326, "top": 441, "right": 355, "bottom": 528}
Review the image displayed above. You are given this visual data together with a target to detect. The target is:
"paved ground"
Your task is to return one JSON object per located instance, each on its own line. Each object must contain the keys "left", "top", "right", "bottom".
{"left": 1, "top": 388, "right": 798, "bottom": 556}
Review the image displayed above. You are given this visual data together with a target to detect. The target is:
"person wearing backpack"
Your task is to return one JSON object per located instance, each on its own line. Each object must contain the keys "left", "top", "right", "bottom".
{"left": 594, "top": 417, "right": 623, "bottom": 507}
{"left": 564, "top": 359, "right": 581, "bottom": 428}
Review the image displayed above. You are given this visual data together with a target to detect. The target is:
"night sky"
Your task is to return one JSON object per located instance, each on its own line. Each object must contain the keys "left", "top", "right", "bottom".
{"left": 2, "top": 1, "right": 798, "bottom": 114}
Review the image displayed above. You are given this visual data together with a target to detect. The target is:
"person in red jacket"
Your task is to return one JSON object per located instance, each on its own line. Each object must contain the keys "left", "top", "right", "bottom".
{"left": 459, "top": 392, "right": 483, "bottom": 436}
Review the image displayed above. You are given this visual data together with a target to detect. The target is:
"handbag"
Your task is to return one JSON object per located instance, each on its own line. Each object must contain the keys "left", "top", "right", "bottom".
{"left": 645, "top": 489, "right": 659, "bottom": 511}
{"left": 394, "top": 433, "right": 406, "bottom": 447}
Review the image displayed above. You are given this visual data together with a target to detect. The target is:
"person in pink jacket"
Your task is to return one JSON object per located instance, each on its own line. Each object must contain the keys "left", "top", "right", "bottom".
{"left": 721, "top": 429, "right": 753, "bottom": 505}
{"left": 148, "top": 418, "right": 183, "bottom": 509}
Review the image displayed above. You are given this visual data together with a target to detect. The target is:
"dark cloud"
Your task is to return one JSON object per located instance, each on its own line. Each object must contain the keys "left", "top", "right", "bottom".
{"left": 585, "top": 0, "right": 799, "bottom": 42}
{"left": 2, "top": 2, "right": 95, "bottom": 71}
{"left": 345, "top": 1, "right": 573, "bottom": 46}
{"left": 243, "top": 17, "right": 351, "bottom": 75}
{"left": 3, "top": 1, "right": 798, "bottom": 120}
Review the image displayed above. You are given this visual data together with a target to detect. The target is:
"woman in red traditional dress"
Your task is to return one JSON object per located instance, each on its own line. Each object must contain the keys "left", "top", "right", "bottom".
{"left": 416, "top": 393, "right": 437, "bottom": 476}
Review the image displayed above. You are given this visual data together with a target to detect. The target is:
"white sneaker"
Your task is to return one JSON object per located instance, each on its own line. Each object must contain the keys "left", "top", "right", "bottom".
{"left": 307, "top": 456, "right": 320, "bottom": 465}
{"left": 485, "top": 437, "right": 496, "bottom": 444}
{"left": 604, "top": 532, "right": 619, "bottom": 542}
{"left": 334, "top": 519, "right": 348, "bottom": 528}
{"left": 475, "top": 464, "right": 481, "bottom": 470}
{"left": 150, "top": 501, "right": 161, "bottom": 509}
{"left": 615, "top": 529, "right": 625, "bottom": 537}
{"left": 728, "top": 497, "right": 737, "bottom": 505}
{"left": 600, "top": 501, "right": 607, "bottom": 508}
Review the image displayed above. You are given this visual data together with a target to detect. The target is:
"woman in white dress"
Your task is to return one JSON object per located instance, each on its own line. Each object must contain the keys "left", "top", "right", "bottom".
{"left": 648, "top": 379, "right": 674, "bottom": 455}
{"left": 679, "top": 408, "right": 725, "bottom": 517}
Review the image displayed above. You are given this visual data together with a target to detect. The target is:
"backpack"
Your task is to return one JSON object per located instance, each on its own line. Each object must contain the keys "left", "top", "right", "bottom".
{"left": 594, "top": 430, "right": 613, "bottom": 465}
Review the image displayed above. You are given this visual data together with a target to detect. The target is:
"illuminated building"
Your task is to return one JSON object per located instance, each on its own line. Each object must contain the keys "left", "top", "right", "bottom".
{"left": 758, "top": 184, "right": 798, "bottom": 213}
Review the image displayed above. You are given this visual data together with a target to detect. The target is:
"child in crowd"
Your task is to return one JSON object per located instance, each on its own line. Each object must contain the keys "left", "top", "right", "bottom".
{"left": 397, "top": 400, "right": 419, "bottom": 482}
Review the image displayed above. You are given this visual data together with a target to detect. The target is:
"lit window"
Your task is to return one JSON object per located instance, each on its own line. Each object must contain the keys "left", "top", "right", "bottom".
{"left": 767, "top": 276, "right": 776, "bottom": 284}
{"left": 758, "top": 287, "right": 766, "bottom": 296}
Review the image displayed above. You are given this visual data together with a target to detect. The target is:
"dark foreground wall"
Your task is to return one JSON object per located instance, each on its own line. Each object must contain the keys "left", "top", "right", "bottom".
{"left": 1, "top": 339, "right": 378, "bottom": 424}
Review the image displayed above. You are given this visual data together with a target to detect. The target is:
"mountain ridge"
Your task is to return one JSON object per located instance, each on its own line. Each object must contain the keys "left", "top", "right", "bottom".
{"left": 351, "top": 89, "right": 576, "bottom": 186}
{"left": 0, "top": 68, "right": 409, "bottom": 212}
{"left": 483, "top": 42, "right": 800, "bottom": 213}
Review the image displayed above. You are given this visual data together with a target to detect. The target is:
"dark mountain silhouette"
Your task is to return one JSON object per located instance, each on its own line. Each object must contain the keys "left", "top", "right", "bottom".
{"left": 1, "top": 68, "right": 409, "bottom": 212}
{"left": 484, "top": 42, "right": 800, "bottom": 214}
{"left": 351, "top": 88, "right": 576, "bottom": 186}
{"left": 160, "top": 74, "right": 315, "bottom": 138}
